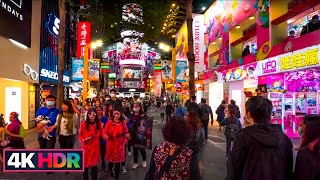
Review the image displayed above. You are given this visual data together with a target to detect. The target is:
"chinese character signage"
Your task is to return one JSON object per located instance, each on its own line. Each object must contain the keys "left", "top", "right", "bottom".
{"left": 176, "top": 60, "right": 188, "bottom": 82}
{"left": 279, "top": 45, "right": 320, "bottom": 72}
{"left": 71, "top": 57, "right": 84, "bottom": 81}
{"left": 88, "top": 59, "right": 100, "bottom": 81}
{"left": 77, "top": 22, "right": 91, "bottom": 58}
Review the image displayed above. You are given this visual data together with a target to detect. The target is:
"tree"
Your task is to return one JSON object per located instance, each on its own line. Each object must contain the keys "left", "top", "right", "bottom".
{"left": 57, "top": 0, "right": 67, "bottom": 107}
{"left": 185, "top": 0, "right": 195, "bottom": 97}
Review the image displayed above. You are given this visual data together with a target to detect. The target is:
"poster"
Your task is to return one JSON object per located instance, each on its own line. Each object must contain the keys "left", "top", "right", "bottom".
{"left": 154, "top": 71, "right": 162, "bottom": 96}
{"left": 176, "top": 60, "right": 188, "bottom": 82}
{"left": 220, "top": 62, "right": 258, "bottom": 82}
{"left": 258, "top": 74, "right": 285, "bottom": 92}
{"left": 72, "top": 58, "right": 84, "bottom": 81}
{"left": 88, "top": 59, "right": 100, "bottom": 81}
{"left": 132, "top": 116, "right": 153, "bottom": 150}
{"left": 161, "top": 60, "right": 172, "bottom": 80}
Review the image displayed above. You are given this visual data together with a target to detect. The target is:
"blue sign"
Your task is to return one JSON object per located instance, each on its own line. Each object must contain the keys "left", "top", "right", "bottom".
{"left": 176, "top": 60, "right": 188, "bottom": 82}
{"left": 45, "top": 13, "right": 60, "bottom": 38}
{"left": 39, "top": 47, "right": 70, "bottom": 84}
{"left": 72, "top": 58, "right": 84, "bottom": 81}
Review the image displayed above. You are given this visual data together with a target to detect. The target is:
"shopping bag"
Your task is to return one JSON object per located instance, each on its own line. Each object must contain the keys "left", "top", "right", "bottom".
{"left": 19, "top": 124, "right": 27, "bottom": 138}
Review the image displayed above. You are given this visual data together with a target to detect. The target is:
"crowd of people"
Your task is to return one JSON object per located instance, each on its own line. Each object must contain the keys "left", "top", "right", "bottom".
{"left": 1, "top": 91, "right": 320, "bottom": 180}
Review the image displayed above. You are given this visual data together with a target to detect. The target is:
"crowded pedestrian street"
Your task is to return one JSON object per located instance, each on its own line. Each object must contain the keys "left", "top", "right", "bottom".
{"left": 1, "top": 0, "right": 320, "bottom": 180}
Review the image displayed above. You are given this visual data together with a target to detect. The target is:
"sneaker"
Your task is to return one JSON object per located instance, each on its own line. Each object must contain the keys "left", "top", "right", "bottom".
{"left": 128, "top": 151, "right": 132, "bottom": 156}
{"left": 122, "top": 167, "right": 127, "bottom": 173}
{"left": 132, "top": 163, "right": 139, "bottom": 169}
{"left": 142, "top": 161, "right": 147, "bottom": 168}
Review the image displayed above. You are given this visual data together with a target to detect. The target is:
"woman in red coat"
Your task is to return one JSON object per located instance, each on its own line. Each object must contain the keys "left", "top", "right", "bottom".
{"left": 103, "top": 108, "right": 130, "bottom": 180}
{"left": 79, "top": 108, "right": 102, "bottom": 180}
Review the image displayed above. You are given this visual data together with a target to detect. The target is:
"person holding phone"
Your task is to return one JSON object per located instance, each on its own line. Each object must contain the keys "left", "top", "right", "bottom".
{"left": 79, "top": 108, "right": 103, "bottom": 180}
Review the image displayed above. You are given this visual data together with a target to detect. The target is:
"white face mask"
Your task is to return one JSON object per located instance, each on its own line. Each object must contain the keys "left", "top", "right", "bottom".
{"left": 133, "top": 108, "right": 140, "bottom": 112}
{"left": 110, "top": 94, "right": 116, "bottom": 97}
{"left": 106, "top": 98, "right": 110, "bottom": 101}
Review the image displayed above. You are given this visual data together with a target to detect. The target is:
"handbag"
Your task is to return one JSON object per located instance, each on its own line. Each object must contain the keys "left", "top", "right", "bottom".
{"left": 146, "top": 146, "right": 184, "bottom": 180}
{"left": 19, "top": 124, "right": 26, "bottom": 138}
{"left": 1, "top": 128, "right": 10, "bottom": 147}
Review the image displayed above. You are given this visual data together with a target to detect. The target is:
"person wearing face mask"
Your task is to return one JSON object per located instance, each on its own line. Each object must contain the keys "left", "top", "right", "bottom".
{"left": 130, "top": 102, "right": 148, "bottom": 169}
{"left": 79, "top": 108, "right": 103, "bottom": 180}
{"left": 107, "top": 89, "right": 123, "bottom": 110}
{"left": 103, "top": 108, "right": 130, "bottom": 180}
{"left": 35, "top": 94, "right": 60, "bottom": 176}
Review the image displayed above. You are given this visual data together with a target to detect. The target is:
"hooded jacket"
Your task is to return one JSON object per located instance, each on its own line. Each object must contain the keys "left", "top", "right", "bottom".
{"left": 226, "top": 123, "right": 293, "bottom": 180}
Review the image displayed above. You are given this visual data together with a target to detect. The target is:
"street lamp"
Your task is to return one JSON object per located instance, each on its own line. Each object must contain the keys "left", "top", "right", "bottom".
{"left": 159, "top": 42, "right": 177, "bottom": 82}
{"left": 83, "top": 40, "right": 103, "bottom": 100}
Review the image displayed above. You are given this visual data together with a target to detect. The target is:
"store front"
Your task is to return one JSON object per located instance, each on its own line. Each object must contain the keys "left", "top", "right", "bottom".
{"left": 219, "top": 62, "right": 259, "bottom": 123}
{"left": 256, "top": 44, "right": 320, "bottom": 138}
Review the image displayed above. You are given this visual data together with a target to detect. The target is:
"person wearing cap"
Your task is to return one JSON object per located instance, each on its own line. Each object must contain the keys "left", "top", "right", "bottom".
{"left": 7, "top": 112, "right": 25, "bottom": 149}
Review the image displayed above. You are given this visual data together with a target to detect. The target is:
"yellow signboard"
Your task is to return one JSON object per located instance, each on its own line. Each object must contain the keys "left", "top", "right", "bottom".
{"left": 280, "top": 47, "right": 319, "bottom": 71}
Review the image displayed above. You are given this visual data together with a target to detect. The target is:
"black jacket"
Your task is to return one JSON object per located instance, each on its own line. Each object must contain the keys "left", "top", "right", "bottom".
{"left": 187, "top": 102, "right": 201, "bottom": 118}
{"left": 107, "top": 98, "right": 123, "bottom": 110}
{"left": 293, "top": 142, "right": 320, "bottom": 180}
{"left": 226, "top": 124, "right": 293, "bottom": 180}
{"left": 216, "top": 105, "right": 225, "bottom": 122}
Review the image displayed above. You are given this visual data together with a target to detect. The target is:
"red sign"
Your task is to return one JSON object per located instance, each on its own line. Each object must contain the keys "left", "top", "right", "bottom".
{"left": 77, "top": 22, "right": 91, "bottom": 58}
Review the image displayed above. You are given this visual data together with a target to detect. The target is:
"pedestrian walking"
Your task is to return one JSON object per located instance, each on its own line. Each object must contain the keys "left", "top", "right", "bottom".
{"left": 49, "top": 100, "right": 79, "bottom": 175}
{"left": 187, "top": 96, "right": 201, "bottom": 118}
{"left": 228, "top": 100, "right": 241, "bottom": 119}
{"left": 35, "top": 94, "right": 60, "bottom": 176}
{"left": 199, "top": 98, "right": 213, "bottom": 142}
{"left": 186, "top": 111, "right": 205, "bottom": 154}
{"left": 6, "top": 112, "right": 25, "bottom": 149}
{"left": 130, "top": 102, "right": 148, "bottom": 169}
{"left": 160, "top": 102, "right": 165, "bottom": 122}
{"left": 96, "top": 106, "right": 108, "bottom": 170}
{"left": 165, "top": 102, "right": 174, "bottom": 122}
{"left": 216, "top": 100, "right": 226, "bottom": 130}
{"left": 175, "top": 102, "right": 186, "bottom": 118}
{"left": 226, "top": 96, "right": 293, "bottom": 180}
{"left": 107, "top": 89, "right": 123, "bottom": 110}
{"left": 103, "top": 108, "right": 130, "bottom": 180}
{"left": 293, "top": 115, "right": 320, "bottom": 180}
{"left": 79, "top": 108, "right": 103, "bottom": 180}
{"left": 220, "top": 106, "right": 242, "bottom": 158}
{"left": 145, "top": 116, "right": 201, "bottom": 180}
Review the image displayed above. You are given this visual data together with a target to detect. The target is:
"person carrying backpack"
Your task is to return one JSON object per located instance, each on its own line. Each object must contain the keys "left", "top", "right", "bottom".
{"left": 221, "top": 106, "right": 242, "bottom": 159}
{"left": 199, "top": 98, "right": 213, "bottom": 142}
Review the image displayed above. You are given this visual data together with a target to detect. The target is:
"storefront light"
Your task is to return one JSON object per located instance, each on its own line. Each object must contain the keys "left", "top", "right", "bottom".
{"left": 236, "top": 25, "right": 241, "bottom": 29}
{"left": 249, "top": 16, "right": 255, "bottom": 20}
{"left": 9, "top": 39, "right": 28, "bottom": 49}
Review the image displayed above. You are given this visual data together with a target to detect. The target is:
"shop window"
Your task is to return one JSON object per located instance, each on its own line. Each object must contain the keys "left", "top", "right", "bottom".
{"left": 271, "top": 0, "right": 320, "bottom": 46}
{"left": 208, "top": 39, "right": 221, "bottom": 68}
{"left": 229, "top": 17, "right": 257, "bottom": 60}
{"left": 287, "top": 7, "right": 320, "bottom": 38}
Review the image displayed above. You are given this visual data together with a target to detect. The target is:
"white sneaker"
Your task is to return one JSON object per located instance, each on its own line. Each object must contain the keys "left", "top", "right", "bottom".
{"left": 122, "top": 167, "right": 127, "bottom": 173}
{"left": 132, "top": 163, "right": 138, "bottom": 169}
{"left": 128, "top": 152, "right": 132, "bottom": 156}
{"left": 142, "top": 161, "right": 147, "bottom": 168}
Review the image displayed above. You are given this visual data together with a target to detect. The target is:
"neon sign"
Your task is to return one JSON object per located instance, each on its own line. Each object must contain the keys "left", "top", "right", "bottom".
{"left": 280, "top": 47, "right": 319, "bottom": 71}
{"left": 45, "top": 13, "right": 60, "bottom": 38}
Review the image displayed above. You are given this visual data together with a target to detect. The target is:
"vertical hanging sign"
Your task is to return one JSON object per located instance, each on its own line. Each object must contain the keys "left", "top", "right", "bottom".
{"left": 77, "top": 22, "right": 91, "bottom": 58}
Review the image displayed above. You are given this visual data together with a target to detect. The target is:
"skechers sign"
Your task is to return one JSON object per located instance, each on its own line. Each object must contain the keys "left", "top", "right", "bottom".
{"left": 40, "top": 68, "right": 70, "bottom": 83}
{"left": 0, "top": 0, "right": 32, "bottom": 47}
{"left": 46, "top": 13, "right": 60, "bottom": 38}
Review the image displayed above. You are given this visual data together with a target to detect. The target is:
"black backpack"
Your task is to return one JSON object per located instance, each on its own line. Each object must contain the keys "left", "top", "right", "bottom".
{"left": 225, "top": 120, "right": 240, "bottom": 139}
{"left": 201, "top": 105, "right": 210, "bottom": 121}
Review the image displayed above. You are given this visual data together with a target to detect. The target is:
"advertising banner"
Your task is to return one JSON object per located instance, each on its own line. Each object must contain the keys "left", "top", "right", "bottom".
{"left": 193, "top": 14, "right": 205, "bottom": 72}
{"left": 279, "top": 45, "right": 320, "bottom": 73}
{"left": 0, "top": 0, "right": 32, "bottom": 47}
{"left": 88, "top": 59, "right": 99, "bottom": 81}
{"left": 285, "top": 68, "right": 320, "bottom": 92}
{"left": 176, "top": 60, "right": 188, "bottom": 82}
{"left": 154, "top": 71, "right": 162, "bottom": 96}
{"left": 77, "top": 22, "right": 91, "bottom": 58}
{"left": 71, "top": 58, "right": 84, "bottom": 81}
{"left": 132, "top": 116, "right": 153, "bottom": 150}
{"left": 258, "top": 74, "right": 285, "bottom": 92}
{"left": 257, "top": 58, "right": 280, "bottom": 76}
{"left": 122, "top": 67, "right": 142, "bottom": 81}
{"left": 162, "top": 60, "right": 172, "bottom": 80}
{"left": 220, "top": 62, "right": 258, "bottom": 82}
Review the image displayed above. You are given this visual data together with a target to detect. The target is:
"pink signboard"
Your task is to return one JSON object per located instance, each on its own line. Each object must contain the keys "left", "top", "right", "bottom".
{"left": 259, "top": 58, "right": 280, "bottom": 75}
{"left": 258, "top": 74, "right": 284, "bottom": 91}
{"left": 220, "top": 62, "right": 258, "bottom": 82}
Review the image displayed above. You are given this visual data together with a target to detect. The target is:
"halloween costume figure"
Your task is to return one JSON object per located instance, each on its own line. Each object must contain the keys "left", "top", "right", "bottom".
{"left": 104, "top": 108, "right": 130, "bottom": 180}
{"left": 79, "top": 109, "right": 103, "bottom": 180}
